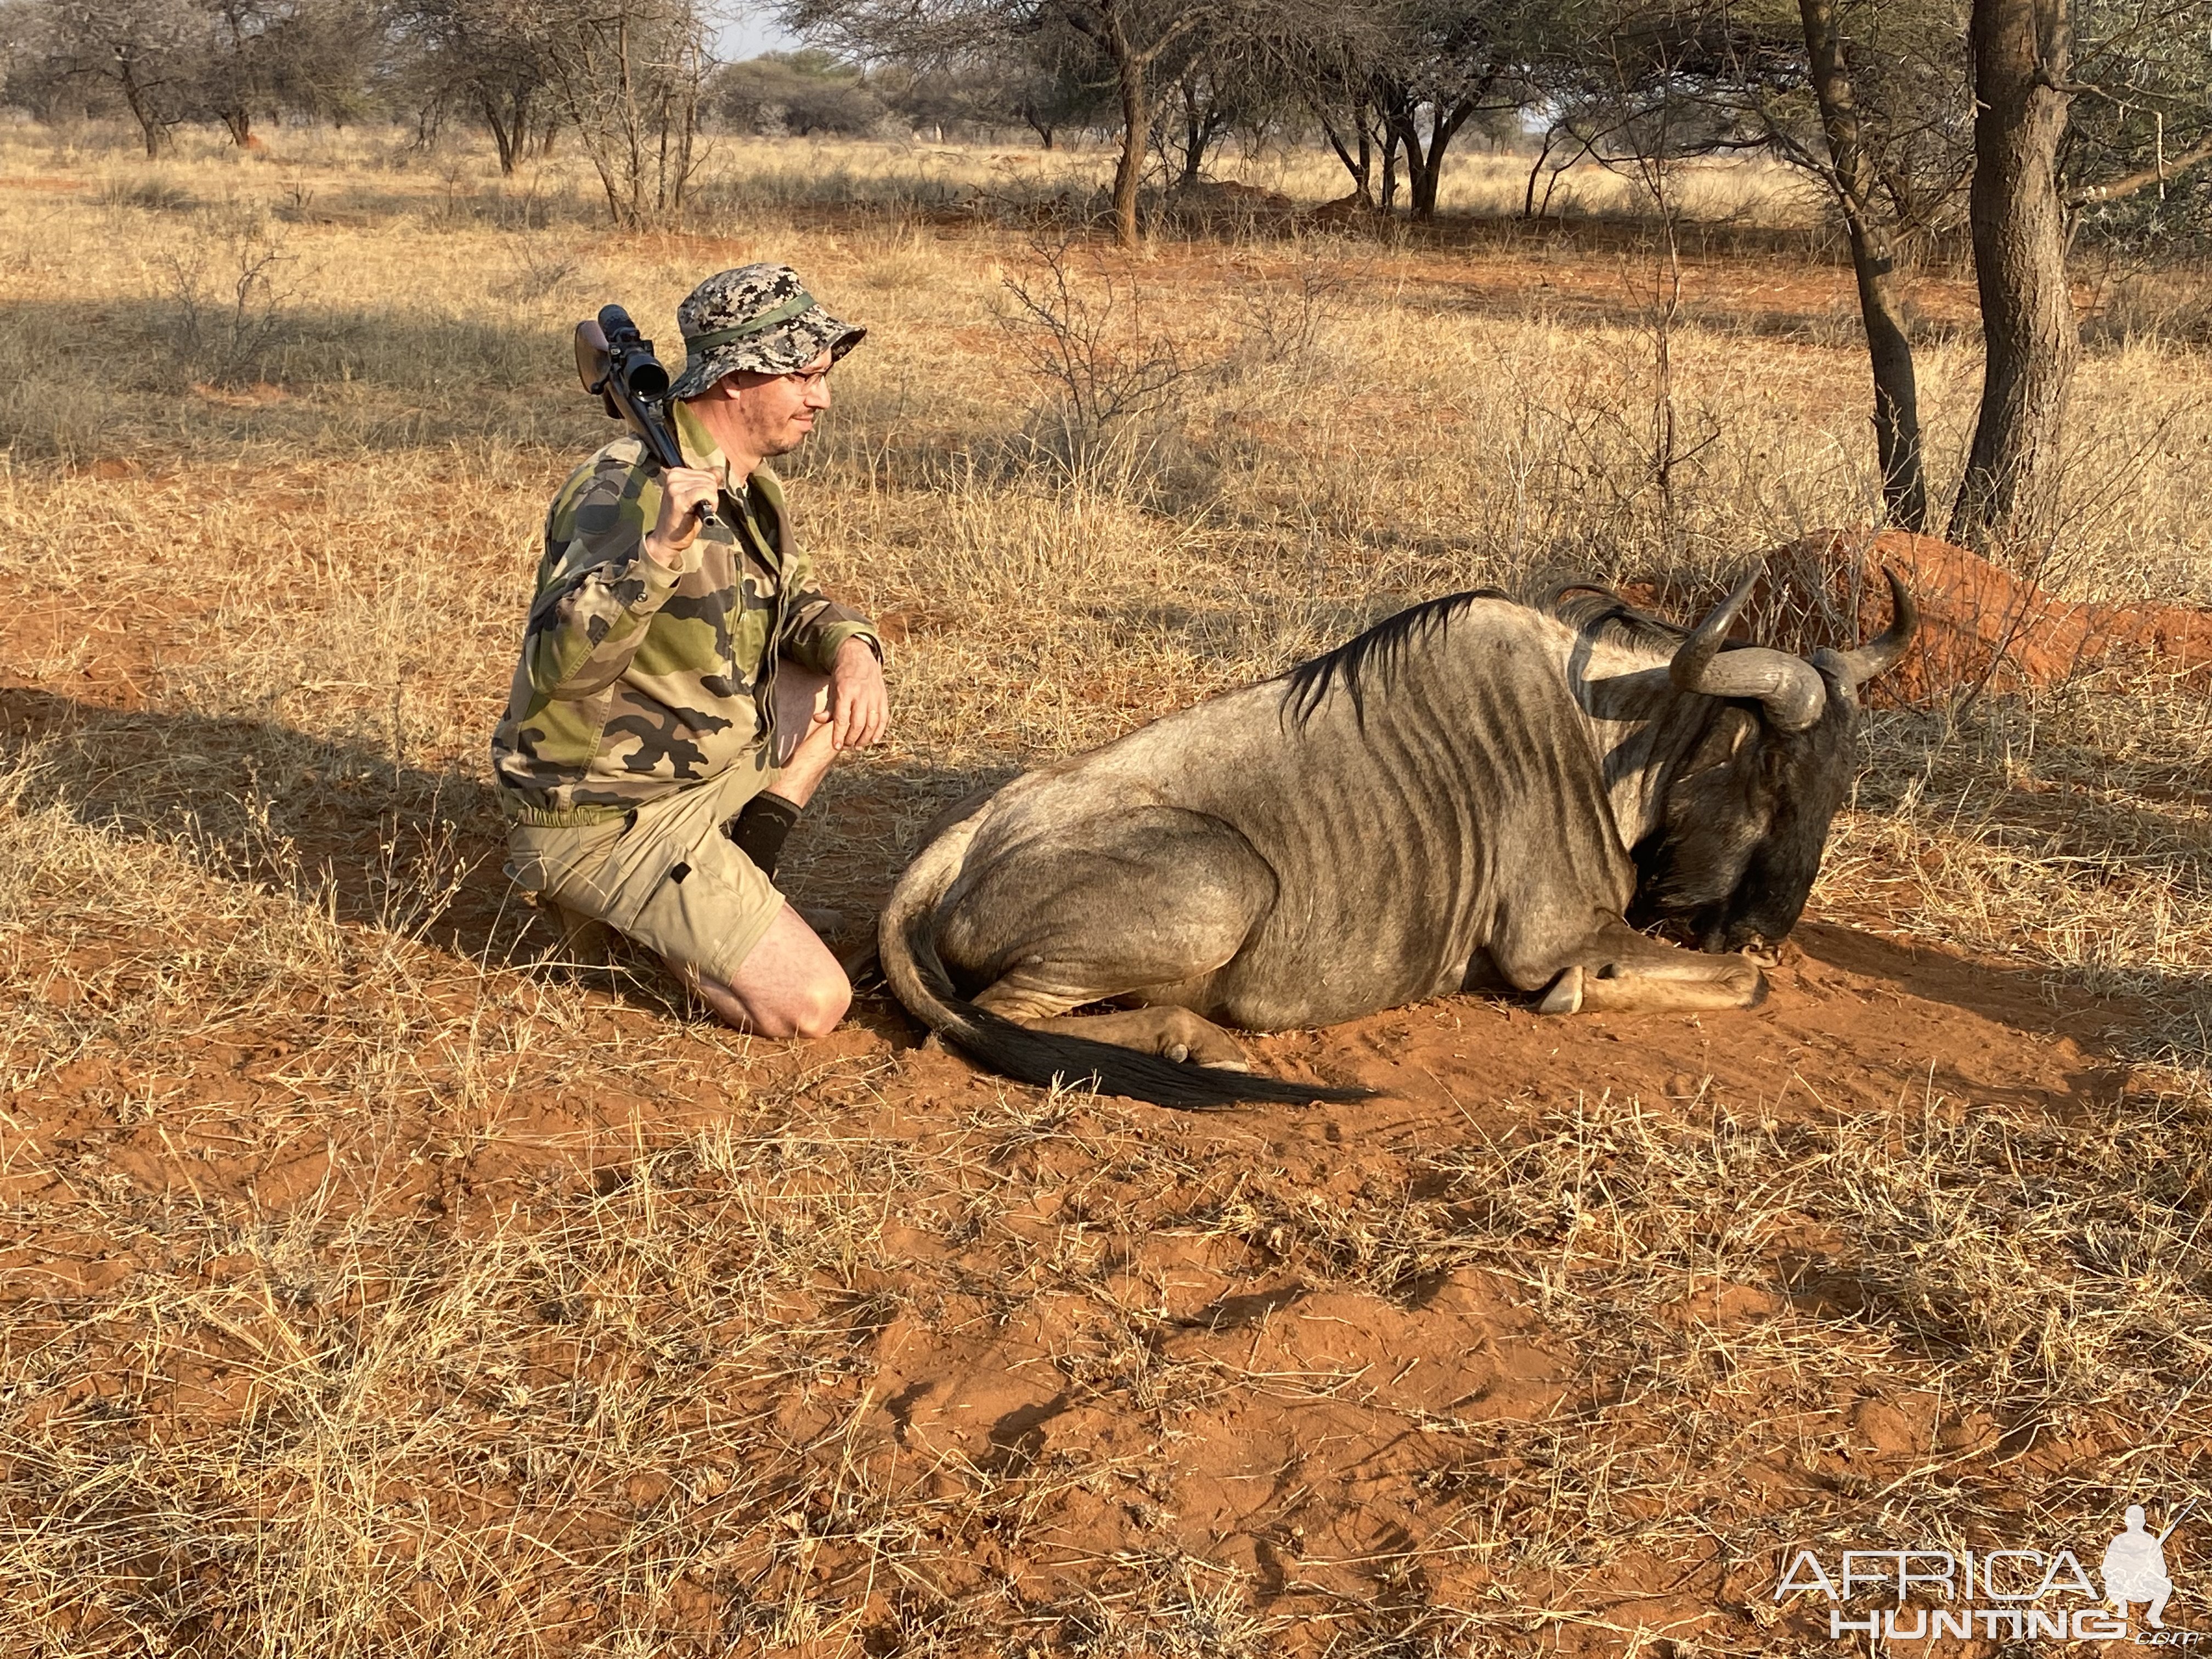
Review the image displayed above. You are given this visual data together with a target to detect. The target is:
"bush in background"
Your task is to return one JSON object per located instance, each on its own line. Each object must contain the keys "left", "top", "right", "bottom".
{"left": 708, "top": 48, "right": 888, "bottom": 138}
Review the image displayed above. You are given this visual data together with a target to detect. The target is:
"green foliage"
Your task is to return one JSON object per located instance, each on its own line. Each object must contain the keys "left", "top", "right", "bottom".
{"left": 2080, "top": 168, "right": 2212, "bottom": 258}
{"left": 2068, "top": 0, "right": 2212, "bottom": 256}
{"left": 708, "top": 49, "right": 888, "bottom": 137}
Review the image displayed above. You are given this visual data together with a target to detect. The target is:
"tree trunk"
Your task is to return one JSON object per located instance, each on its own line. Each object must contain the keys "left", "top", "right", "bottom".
{"left": 481, "top": 93, "right": 522, "bottom": 173}
{"left": 1383, "top": 91, "right": 1474, "bottom": 222}
{"left": 663, "top": 70, "right": 699, "bottom": 219}
{"left": 1799, "top": 0, "right": 1928, "bottom": 530}
{"left": 1319, "top": 115, "right": 1372, "bottom": 204}
{"left": 1378, "top": 85, "right": 1416, "bottom": 213}
{"left": 220, "top": 106, "right": 255, "bottom": 146}
{"left": 1110, "top": 33, "right": 1145, "bottom": 247}
{"left": 1949, "top": 0, "right": 2079, "bottom": 545}
{"left": 1178, "top": 96, "right": 1203, "bottom": 189}
{"left": 1404, "top": 120, "right": 1441, "bottom": 218}
{"left": 116, "top": 61, "right": 168, "bottom": 157}
{"left": 1523, "top": 126, "right": 1555, "bottom": 218}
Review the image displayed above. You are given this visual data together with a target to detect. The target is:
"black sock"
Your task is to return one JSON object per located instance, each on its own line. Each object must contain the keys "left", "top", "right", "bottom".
{"left": 727, "top": 793, "right": 802, "bottom": 877}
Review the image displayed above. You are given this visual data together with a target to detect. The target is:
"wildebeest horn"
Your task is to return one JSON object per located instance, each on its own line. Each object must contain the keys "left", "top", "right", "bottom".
{"left": 1836, "top": 566, "right": 1917, "bottom": 691}
{"left": 1670, "top": 570, "right": 1828, "bottom": 732}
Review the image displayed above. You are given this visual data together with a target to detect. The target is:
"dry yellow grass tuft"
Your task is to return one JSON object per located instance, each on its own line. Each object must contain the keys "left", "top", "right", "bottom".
{"left": 4, "top": 123, "right": 2212, "bottom": 1655}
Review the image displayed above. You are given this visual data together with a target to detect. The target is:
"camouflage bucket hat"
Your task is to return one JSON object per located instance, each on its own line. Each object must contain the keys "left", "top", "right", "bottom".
{"left": 668, "top": 263, "right": 864, "bottom": 401}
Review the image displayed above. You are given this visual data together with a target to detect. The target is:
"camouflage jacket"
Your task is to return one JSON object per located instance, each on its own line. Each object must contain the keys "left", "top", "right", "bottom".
{"left": 490, "top": 401, "right": 878, "bottom": 825}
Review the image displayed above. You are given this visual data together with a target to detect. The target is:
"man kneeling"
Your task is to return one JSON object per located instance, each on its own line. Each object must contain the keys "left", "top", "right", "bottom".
{"left": 490, "top": 265, "right": 888, "bottom": 1035}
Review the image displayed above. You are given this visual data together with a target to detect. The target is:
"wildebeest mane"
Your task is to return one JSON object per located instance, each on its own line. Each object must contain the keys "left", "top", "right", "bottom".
{"left": 1282, "top": 589, "right": 1508, "bottom": 727}
{"left": 1545, "top": 583, "right": 1692, "bottom": 654}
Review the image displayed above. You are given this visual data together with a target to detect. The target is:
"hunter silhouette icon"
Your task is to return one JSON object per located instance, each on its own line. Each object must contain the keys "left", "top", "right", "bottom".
{"left": 2103, "top": 1503, "right": 2191, "bottom": 1628}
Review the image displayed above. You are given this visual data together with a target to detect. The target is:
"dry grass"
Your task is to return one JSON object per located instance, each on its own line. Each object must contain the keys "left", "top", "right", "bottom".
{"left": 5, "top": 122, "right": 2212, "bottom": 1654}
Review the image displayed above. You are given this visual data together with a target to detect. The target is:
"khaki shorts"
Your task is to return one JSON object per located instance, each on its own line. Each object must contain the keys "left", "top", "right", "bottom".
{"left": 507, "top": 762, "right": 785, "bottom": 988}
{"left": 506, "top": 664, "right": 831, "bottom": 988}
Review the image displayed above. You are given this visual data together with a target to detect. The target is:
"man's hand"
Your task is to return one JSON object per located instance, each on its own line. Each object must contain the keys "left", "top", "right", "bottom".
{"left": 829, "top": 635, "right": 888, "bottom": 749}
{"left": 642, "top": 467, "right": 718, "bottom": 569}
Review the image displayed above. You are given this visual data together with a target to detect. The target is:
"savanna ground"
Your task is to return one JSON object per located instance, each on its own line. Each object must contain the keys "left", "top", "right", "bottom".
{"left": 5, "top": 118, "right": 2212, "bottom": 1656}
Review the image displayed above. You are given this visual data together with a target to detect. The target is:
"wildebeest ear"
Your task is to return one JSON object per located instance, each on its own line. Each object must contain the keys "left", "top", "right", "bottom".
{"left": 1809, "top": 646, "right": 1853, "bottom": 699}
{"left": 1675, "top": 704, "right": 1757, "bottom": 778}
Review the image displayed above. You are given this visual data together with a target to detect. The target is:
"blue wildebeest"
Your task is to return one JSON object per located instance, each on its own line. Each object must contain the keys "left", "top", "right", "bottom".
{"left": 878, "top": 570, "right": 1916, "bottom": 1108}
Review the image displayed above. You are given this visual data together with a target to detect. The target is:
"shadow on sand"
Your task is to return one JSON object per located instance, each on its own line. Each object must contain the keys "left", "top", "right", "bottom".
{"left": 4, "top": 681, "right": 2184, "bottom": 1076}
{"left": 0, "top": 685, "right": 987, "bottom": 1030}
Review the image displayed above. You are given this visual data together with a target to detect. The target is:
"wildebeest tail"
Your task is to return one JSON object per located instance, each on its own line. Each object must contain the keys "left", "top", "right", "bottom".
{"left": 877, "top": 837, "right": 1367, "bottom": 1111}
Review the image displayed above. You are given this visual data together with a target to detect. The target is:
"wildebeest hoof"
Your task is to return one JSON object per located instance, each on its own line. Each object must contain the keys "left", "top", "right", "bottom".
{"left": 1538, "top": 966, "right": 1584, "bottom": 1015}
{"left": 1166, "top": 1042, "right": 1251, "bottom": 1072}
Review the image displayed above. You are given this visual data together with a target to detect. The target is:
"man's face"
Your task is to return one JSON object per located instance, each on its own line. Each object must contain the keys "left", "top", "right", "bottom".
{"left": 696, "top": 351, "right": 834, "bottom": 461}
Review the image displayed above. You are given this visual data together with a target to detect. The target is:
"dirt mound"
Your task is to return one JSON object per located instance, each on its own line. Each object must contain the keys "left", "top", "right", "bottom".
{"left": 1748, "top": 527, "right": 2212, "bottom": 702}
{"left": 1166, "top": 179, "right": 1295, "bottom": 223}
{"left": 1299, "top": 191, "right": 1380, "bottom": 225}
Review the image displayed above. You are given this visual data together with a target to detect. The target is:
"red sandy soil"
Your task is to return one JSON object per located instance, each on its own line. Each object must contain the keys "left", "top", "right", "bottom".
{"left": 0, "top": 621, "right": 2159, "bottom": 1648}
{"left": 819, "top": 923, "right": 2121, "bottom": 1650}
{"left": 3, "top": 835, "right": 2137, "bottom": 1649}
{"left": 650, "top": 202, "right": 1991, "bottom": 341}
{"left": 0, "top": 347, "right": 2185, "bottom": 1652}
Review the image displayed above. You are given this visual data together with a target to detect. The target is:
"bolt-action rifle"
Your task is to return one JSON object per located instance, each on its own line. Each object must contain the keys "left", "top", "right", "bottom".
{"left": 573, "top": 303, "right": 715, "bottom": 529}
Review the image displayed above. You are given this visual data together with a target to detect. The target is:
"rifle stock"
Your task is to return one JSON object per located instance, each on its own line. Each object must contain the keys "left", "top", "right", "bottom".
{"left": 573, "top": 308, "right": 714, "bottom": 527}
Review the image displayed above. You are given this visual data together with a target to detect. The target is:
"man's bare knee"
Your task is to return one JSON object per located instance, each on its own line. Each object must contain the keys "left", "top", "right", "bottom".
{"left": 691, "top": 966, "right": 849, "bottom": 1037}
{"left": 783, "top": 971, "right": 851, "bottom": 1039}
{"left": 685, "top": 904, "right": 855, "bottom": 1037}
